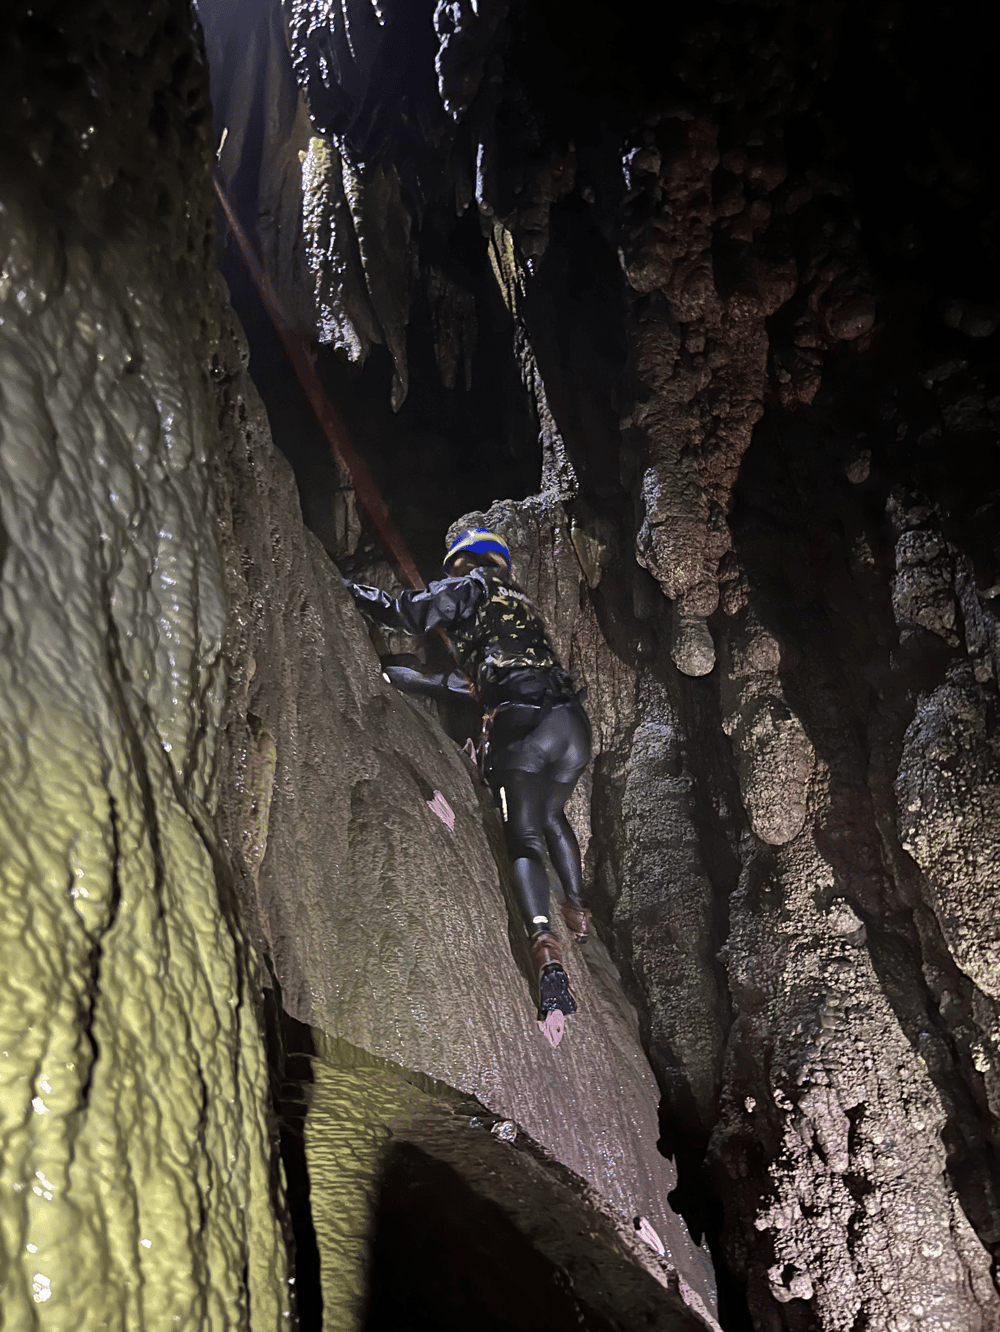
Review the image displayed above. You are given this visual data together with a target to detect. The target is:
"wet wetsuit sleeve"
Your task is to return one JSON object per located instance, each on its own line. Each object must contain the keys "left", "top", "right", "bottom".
{"left": 344, "top": 575, "right": 484, "bottom": 635}
{"left": 381, "top": 662, "right": 477, "bottom": 701}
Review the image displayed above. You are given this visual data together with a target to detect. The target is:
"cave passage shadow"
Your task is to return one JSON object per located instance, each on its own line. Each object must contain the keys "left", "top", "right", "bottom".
{"left": 272, "top": 1009, "right": 324, "bottom": 1331}
{"left": 361, "top": 1140, "right": 614, "bottom": 1332}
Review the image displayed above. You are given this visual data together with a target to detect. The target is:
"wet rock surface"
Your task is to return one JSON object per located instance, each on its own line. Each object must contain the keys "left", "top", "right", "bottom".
{"left": 0, "top": 2, "right": 289, "bottom": 1326}
{"left": 214, "top": 321, "right": 719, "bottom": 1325}
{"left": 5, "top": 0, "right": 1000, "bottom": 1330}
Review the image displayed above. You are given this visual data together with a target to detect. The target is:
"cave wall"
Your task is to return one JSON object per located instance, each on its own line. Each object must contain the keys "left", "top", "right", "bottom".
{"left": 6, "top": 2, "right": 1000, "bottom": 1331}
{"left": 263, "top": 2, "right": 1000, "bottom": 1329}
{"left": 0, "top": 2, "right": 290, "bottom": 1326}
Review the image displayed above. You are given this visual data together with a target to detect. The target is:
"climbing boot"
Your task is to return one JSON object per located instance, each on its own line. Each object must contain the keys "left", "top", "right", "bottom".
{"left": 530, "top": 932, "right": 577, "bottom": 1021}
{"left": 530, "top": 930, "right": 563, "bottom": 972}
{"left": 559, "top": 899, "right": 592, "bottom": 943}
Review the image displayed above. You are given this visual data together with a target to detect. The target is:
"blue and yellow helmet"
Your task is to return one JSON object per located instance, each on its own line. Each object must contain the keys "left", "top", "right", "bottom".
{"left": 444, "top": 527, "right": 512, "bottom": 574}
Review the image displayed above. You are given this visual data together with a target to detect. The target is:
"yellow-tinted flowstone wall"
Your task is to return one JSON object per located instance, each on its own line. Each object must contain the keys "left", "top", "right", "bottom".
{"left": 0, "top": 3, "right": 289, "bottom": 1326}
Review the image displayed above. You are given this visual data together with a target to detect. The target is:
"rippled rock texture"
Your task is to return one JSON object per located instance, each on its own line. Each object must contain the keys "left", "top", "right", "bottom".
{"left": 6, "top": 1, "right": 1000, "bottom": 1331}
{"left": 0, "top": 2, "right": 289, "bottom": 1326}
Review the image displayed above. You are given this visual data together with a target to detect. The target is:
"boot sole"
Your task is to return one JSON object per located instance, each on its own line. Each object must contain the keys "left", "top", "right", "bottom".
{"left": 537, "top": 962, "right": 577, "bottom": 1020}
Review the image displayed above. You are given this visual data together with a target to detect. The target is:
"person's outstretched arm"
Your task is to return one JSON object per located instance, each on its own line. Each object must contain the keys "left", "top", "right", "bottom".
{"left": 380, "top": 660, "right": 478, "bottom": 702}
{"left": 344, "top": 574, "right": 484, "bottom": 635}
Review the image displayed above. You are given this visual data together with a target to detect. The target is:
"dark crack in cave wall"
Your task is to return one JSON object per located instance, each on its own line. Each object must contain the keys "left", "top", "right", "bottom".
{"left": 3, "top": 0, "right": 1000, "bottom": 1330}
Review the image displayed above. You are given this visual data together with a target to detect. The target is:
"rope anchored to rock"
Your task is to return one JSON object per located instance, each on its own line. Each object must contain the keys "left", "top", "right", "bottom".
{"left": 213, "top": 171, "right": 477, "bottom": 694}
{"left": 212, "top": 170, "right": 425, "bottom": 593}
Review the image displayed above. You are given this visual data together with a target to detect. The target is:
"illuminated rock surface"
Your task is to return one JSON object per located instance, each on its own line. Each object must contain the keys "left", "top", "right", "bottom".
{"left": 4, "top": 1, "right": 1000, "bottom": 1330}
{"left": 214, "top": 314, "right": 720, "bottom": 1326}
{"left": 0, "top": 2, "right": 289, "bottom": 1327}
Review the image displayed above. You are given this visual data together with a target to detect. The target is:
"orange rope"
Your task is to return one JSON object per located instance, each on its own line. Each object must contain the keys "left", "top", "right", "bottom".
{"left": 212, "top": 171, "right": 426, "bottom": 593}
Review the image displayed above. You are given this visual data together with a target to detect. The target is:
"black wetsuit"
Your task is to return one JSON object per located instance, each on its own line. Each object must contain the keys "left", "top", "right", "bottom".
{"left": 346, "top": 568, "right": 591, "bottom": 940}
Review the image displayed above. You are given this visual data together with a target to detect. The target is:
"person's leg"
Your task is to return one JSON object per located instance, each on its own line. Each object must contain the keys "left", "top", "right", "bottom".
{"left": 539, "top": 702, "right": 592, "bottom": 937}
{"left": 491, "top": 768, "right": 555, "bottom": 937}
{"left": 543, "top": 780, "right": 593, "bottom": 940}
{"left": 490, "top": 765, "right": 577, "bottom": 1019}
{"left": 492, "top": 702, "right": 592, "bottom": 923}
{"left": 542, "top": 779, "right": 583, "bottom": 904}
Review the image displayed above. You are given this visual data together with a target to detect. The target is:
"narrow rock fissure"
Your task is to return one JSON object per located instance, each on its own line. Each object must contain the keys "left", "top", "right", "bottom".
{"left": 76, "top": 788, "right": 125, "bottom": 1112}
{"left": 269, "top": 1005, "right": 323, "bottom": 1332}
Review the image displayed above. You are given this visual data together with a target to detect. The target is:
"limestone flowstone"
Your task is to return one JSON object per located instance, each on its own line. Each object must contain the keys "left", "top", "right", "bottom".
{"left": 720, "top": 606, "right": 816, "bottom": 848}
{"left": 0, "top": 3, "right": 290, "bottom": 1323}
{"left": 714, "top": 835, "right": 1000, "bottom": 1331}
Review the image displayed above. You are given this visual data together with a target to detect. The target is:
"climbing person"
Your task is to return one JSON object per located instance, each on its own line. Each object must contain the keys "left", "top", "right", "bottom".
{"left": 343, "top": 527, "right": 592, "bottom": 1033}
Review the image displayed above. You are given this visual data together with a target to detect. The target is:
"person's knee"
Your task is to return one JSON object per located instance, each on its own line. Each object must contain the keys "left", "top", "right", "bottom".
{"left": 543, "top": 809, "right": 571, "bottom": 844}
{"left": 505, "top": 823, "right": 547, "bottom": 862}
